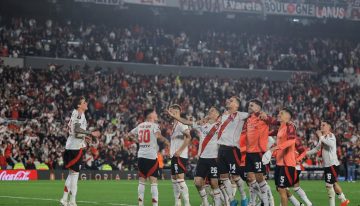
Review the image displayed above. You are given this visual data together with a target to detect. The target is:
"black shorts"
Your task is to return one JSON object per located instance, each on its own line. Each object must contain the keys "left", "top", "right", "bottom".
{"left": 64, "top": 149, "right": 84, "bottom": 172}
{"left": 239, "top": 166, "right": 247, "bottom": 181}
{"left": 245, "top": 152, "right": 266, "bottom": 173}
{"left": 171, "top": 156, "right": 188, "bottom": 175}
{"left": 324, "top": 165, "right": 339, "bottom": 184}
{"left": 294, "top": 170, "right": 301, "bottom": 184}
{"left": 138, "top": 158, "right": 159, "bottom": 178}
{"left": 274, "top": 166, "right": 298, "bottom": 188}
{"left": 195, "top": 158, "right": 218, "bottom": 179}
{"left": 217, "top": 145, "right": 242, "bottom": 175}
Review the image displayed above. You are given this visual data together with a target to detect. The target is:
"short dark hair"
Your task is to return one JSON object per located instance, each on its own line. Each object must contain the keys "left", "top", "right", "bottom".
{"left": 72, "top": 96, "right": 86, "bottom": 110}
{"left": 209, "top": 106, "right": 221, "bottom": 117}
{"left": 249, "top": 99, "right": 263, "bottom": 108}
{"left": 281, "top": 107, "right": 293, "bottom": 118}
{"left": 144, "top": 108, "right": 155, "bottom": 118}
{"left": 169, "top": 104, "right": 181, "bottom": 112}
{"left": 210, "top": 106, "right": 221, "bottom": 114}
{"left": 322, "top": 119, "right": 333, "bottom": 129}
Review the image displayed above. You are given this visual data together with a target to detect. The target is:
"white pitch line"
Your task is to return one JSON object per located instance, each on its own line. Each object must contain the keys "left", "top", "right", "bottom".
{"left": 0, "top": 196, "right": 137, "bottom": 206}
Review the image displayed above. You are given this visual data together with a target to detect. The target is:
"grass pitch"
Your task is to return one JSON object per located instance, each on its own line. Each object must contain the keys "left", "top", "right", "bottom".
{"left": 0, "top": 180, "right": 359, "bottom": 206}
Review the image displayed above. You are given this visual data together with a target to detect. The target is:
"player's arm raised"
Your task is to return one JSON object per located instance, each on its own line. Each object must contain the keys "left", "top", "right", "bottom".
{"left": 174, "top": 129, "right": 191, "bottom": 157}
{"left": 166, "top": 109, "right": 208, "bottom": 126}
{"left": 74, "top": 123, "right": 100, "bottom": 139}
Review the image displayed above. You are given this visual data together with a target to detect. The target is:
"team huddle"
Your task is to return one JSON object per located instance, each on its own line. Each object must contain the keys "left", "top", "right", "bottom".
{"left": 59, "top": 96, "right": 350, "bottom": 206}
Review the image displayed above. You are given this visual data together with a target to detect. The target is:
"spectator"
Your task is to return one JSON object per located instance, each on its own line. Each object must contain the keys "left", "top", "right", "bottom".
{"left": 0, "top": 16, "right": 359, "bottom": 72}
{"left": 0, "top": 65, "right": 359, "bottom": 171}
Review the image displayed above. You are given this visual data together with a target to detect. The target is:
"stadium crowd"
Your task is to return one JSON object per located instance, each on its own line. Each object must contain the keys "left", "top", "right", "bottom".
{"left": 1, "top": 16, "right": 360, "bottom": 72}
{"left": 0, "top": 63, "right": 359, "bottom": 180}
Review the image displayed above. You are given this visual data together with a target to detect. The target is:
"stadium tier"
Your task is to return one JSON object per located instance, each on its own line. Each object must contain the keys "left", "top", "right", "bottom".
{"left": 0, "top": 0, "right": 359, "bottom": 206}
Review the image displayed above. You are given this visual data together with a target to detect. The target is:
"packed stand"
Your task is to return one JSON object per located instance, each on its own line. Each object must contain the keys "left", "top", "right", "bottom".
{"left": 1, "top": 17, "right": 360, "bottom": 72}
{"left": 0, "top": 64, "right": 359, "bottom": 179}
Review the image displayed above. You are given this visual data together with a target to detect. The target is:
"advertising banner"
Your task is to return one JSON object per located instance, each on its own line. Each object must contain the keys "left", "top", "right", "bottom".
{"left": 263, "top": 1, "right": 316, "bottom": 17}
{"left": 263, "top": 1, "right": 348, "bottom": 19}
{"left": 178, "top": 0, "right": 222, "bottom": 13}
{"left": 53, "top": 170, "right": 172, "bottom": 180}
{"left": 315, "top": 5, "right": 347, "bottom": 19}
{"left": 74, "top": 0, "right": 355, "bottom": 21}
{"left": 222, "top": 0, "right": 262, "bottom": 13}
{"left": 0, "top": 169, "right": 327, "bottom": 181}
{"left": 0, "top": 170, "right": 38, "bottom": 181}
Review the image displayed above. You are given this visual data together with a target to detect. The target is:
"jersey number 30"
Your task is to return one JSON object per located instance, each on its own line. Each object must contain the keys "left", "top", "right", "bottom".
{"left": 138, "top": 130, "right": 151, "bottom": 143}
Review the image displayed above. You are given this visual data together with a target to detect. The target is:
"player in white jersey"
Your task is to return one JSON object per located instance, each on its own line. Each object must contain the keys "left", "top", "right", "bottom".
{"left": 306, "top": 120, "right": 350, "bottom": 206}
{"left": 167, "top": 104, "right": 192, "bottom": 206}
{"left": 127, "top": 108, "right": 169, "bottom": 206}
{"left": 217, "top": 96, "right": 249, "bottom": 206}
{"left": 168, "top": 107, "right": 223, "bottom": 206}
{"left": 60, "top": 96, "right": 101, "bottom": 206}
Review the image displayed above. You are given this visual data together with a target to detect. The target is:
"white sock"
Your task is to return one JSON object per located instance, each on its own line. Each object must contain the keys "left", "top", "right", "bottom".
{"left": 294, "top": 186, "right": 312, "bottom": 206}
{"left": 232, "top": 183, "right": 237, "bottom": 197}
{"left": 151, "top": 183, "right": 158, "bottom": 206}
{"left": 258, "top": 180, "right": 269, "bottom": 206}
{"left": 69, "top": 172, "right": 79, "bottom": 203}
{"left": 172, "top": 179, "right": 181, "bottom": 204}
{"left": 138, "top": 182, "right": 145, "bottom": 206}
{"left": 249, "top": 180, "right": 259, "bottom": 205}
{"left": 221, "top": 178, "right": 234, "bottom": 201}
{"left": 213, "top": 188, "right": 222, "bottom": 206}
{"left": 337, "top": 192, "right": 347, "bottom": 202}
{"left": 289, "top": 195, "right": 301, "bottom": 206}
{"left": 220, "top": 184, "right": 230, "bottom": 206}
{"left": 234, "top": 177, "right": 247, "bottom": 200}
{"left": 326, "top": 185, "right": 336, "bottom": 206}
{"left": 177, "top": 179, "right": 190, "bottom": 205}
{"left": 199, "top": 188, "right": 209, "bottom": 206}
{"left": 62, "top": 174, "right": 71, "bottom": 200}
{"left": 267, "top": 184, "right": 274, "bottom": 206}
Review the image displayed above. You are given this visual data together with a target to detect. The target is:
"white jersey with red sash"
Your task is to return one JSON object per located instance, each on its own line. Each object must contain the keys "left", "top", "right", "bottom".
{"left": 217, "top": 111, "right": 248, "bottom": 148}
{"left": 193, "top": 121, "right": 221, "bottom": 158}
